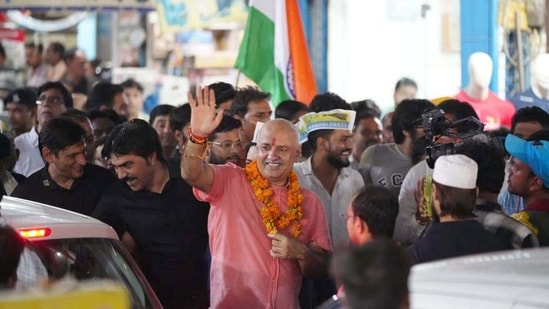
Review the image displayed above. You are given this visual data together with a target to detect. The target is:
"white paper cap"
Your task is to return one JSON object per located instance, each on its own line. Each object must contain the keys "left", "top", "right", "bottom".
{"left": 433, "top": 154, "right": 478, "bottom": 189}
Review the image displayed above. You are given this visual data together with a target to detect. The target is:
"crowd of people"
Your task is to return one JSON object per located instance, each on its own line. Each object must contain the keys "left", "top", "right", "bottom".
{"left": 0, "top": 55, "right": 549, "bottom": 309}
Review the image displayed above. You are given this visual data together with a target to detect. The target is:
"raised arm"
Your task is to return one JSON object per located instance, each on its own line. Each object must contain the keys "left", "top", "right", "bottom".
{"left": 180, "top": 86, "right": 224, "bottom": 194}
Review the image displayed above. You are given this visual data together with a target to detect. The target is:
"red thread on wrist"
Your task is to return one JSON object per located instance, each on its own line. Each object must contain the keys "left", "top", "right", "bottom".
{"left": 188, "top": 126, "right": 209, "bottom": 144}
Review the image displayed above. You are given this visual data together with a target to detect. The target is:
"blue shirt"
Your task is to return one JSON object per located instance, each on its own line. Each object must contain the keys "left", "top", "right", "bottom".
{"left": 498, "top": 190, "right": 525, "bottom": 215}
{"left": 509, "top": 89, "right": 549, "bottom": 112}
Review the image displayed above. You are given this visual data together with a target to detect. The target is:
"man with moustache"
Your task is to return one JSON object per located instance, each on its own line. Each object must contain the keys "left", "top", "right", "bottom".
{"left": 14, "top": 82, "right": 73, "bottom": 177}
{"left": 294, "top": 109, "right": 365, "bottom": 248}
{"left": 206, "top": 115, "right": 243, "bottom": 165}
{"left": 12, "top": 117, "right": 115, "bottom": 215}
{"left": 93, "top": 119, "right": 209, "bottom": 308}
{"left": 293, "top": 109, "right": 364, "bottom": 308}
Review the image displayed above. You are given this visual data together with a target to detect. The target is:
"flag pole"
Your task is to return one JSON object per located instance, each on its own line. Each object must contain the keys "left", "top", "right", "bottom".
{"left": 235, "top": 70, "right": 242, "bottom": 88}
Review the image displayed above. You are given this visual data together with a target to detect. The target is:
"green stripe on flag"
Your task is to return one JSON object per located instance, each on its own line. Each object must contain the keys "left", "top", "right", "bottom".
{"left": 235, "top": 7, "right": 291, "bottom": 106}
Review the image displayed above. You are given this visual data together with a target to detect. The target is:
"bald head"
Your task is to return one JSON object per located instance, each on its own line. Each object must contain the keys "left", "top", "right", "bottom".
{"left": 259, "top": 119, "right": 299, "bottom": 147}
{"left": 255, "top": 119, "right": 301, "bottom": 185}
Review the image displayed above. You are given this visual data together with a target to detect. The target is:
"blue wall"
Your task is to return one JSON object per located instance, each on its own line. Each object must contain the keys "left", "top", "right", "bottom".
{"left": 460, "top": 0, "right": 499, "bottom": 92}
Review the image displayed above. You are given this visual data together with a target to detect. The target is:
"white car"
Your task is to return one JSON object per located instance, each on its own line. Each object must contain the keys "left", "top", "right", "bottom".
{"left": 410, "top": 248, "right": 549, "bottom": 308}
{"left": 0, "top": 196, "right": 162, "bottom": 309}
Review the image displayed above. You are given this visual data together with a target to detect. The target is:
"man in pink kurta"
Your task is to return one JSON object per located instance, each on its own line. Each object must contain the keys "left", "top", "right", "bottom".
{"left": 182, "top": 86, "right": 333, "bottom": 309}
{"left": 194, "top": 163, "right": 331, "bottom": 309}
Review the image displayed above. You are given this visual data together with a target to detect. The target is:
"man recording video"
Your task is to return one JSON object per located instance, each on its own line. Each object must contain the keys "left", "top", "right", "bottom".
{"left": 394, "top": 99, "right": 480, "bottom": 246}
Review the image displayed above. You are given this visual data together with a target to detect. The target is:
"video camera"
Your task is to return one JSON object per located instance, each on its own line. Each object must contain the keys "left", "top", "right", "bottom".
{"left": 419, "top": 108, "right": 485, "bottom": 168}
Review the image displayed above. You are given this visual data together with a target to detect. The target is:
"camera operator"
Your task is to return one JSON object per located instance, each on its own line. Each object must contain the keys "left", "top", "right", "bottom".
{"left": 394, "top": 99, "right": 479, "bottom": 246}
{"left": 359, "top": 99, "right": 433, "bottom": 197}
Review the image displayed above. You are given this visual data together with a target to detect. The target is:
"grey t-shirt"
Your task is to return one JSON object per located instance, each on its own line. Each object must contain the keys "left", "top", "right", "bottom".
{"left": 359, "top": 143, "right": 411, "bottom": 197}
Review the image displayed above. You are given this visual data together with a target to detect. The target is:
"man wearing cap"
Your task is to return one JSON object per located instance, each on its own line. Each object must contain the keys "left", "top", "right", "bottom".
{"left": 13, "top": 82, "right": 73, "bottom": 177}
{"left": 408, "top": 154, "right": 512, "bottom": 264}
{"left": 505, "top": 129, "right": 549, "bottom": 246}
{"left": 498, "top": 106, "right": 549, "bottom": 215}
{"left": 4, "top": 88, "right": 37, "bottom": 138}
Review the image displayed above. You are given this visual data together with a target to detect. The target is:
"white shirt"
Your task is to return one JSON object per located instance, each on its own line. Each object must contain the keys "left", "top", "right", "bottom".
{"left": 394, "top": 160, "right": 432, "bottom": 246}
{"left": 14, "top": 128, "right": 44, "bottom": 177}
{"left": 293, "top": 157, "right": 365, "bottom": 248}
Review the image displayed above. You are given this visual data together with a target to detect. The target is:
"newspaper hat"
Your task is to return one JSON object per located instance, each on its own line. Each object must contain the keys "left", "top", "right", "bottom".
{"left": 433, "top": 154, "right": 478, "bottom": 189}
{"left": 505, "top": 134, "right": 549, "bottom": 188}
{"left": 295, "top": 109, "right": 356, "bottom": 143}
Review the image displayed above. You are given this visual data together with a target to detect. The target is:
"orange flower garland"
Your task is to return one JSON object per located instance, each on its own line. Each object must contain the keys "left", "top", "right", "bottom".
{"left": 245, "top": 160, "right": 304, "bottom": 238}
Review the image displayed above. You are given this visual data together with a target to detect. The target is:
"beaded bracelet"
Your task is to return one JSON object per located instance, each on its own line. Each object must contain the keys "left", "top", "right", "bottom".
{"left": 181, "top": 143, "right": 209, "bottom": 161}
{"left": 188, "top": 126, "right": 209, "bottom": 144}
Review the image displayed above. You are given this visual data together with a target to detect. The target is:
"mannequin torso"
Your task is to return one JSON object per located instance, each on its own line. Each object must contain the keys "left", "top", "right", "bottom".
{"left": 455, "top": 52, "right": 515, "bottom": 129}
{"left": 510, "top": 53, "right": 549, "bottom": 113}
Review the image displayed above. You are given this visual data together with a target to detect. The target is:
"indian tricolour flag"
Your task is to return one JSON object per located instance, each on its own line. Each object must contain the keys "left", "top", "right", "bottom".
{"left": 235, "top": 0, "right": 317, "bottom": 106}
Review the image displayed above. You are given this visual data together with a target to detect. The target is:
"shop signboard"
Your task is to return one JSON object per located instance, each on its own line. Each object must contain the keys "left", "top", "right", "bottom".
{"left": 156, "top": 0, "right": 247, "bottom": 33}
{"left": 0, "top": 0, "right": 156, "bottom": 11}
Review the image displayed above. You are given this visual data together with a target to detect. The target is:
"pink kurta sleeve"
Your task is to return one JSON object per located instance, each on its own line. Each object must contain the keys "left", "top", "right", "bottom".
{"left": 299, "top": 188, "right": 332, "bottom": 252}
{"left": 193, "top": 163, "right": 241, "bottom": 205}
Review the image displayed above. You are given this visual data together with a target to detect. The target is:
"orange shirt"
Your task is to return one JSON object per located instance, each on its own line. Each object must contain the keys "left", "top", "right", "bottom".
{"left": 194, "top": 164, "right": 331, "bottom": 309}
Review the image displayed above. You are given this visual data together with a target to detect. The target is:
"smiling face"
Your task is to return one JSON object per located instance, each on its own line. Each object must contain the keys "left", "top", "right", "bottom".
{"left": 325, "top": 129, "right": 353, "bottom": 168}
{"left": 110, "top": 153, "right": 155, "bottom": 192}
{"left": 44, "top": 142, "right": 87, "bottom": 181}
{"left": 255, "top": 120, "right": 300, "bottom": 186}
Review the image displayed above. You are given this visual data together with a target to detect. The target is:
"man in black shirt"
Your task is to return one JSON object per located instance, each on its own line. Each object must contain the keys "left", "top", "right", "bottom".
{"left": 93, "top": 119, "right": 209, "bottom": 309}
{"left": 409, "top": 154, "right": 513, "bottom": 263}
{"left": 12, "top": 117, "right": 115, "bottom": 215}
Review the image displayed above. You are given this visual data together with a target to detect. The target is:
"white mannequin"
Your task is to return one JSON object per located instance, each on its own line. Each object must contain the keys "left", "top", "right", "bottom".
{"left": 465, "top": 52, "right": 493, "bottom": 101}
{"left": 531, "top": 53, "right": 549, "bottom": 100}
{"left": 455, "top": 51, "right": 515, "bottom": 129}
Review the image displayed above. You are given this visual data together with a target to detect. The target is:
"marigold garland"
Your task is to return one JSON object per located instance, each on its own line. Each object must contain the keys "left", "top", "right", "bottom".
{"left": 245, "top": 160, "right": 304, "bottom": 238}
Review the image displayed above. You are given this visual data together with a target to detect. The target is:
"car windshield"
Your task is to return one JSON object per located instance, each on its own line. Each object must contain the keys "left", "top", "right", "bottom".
{"left": 20, "top": 238, "right": 161, "bottom": 309}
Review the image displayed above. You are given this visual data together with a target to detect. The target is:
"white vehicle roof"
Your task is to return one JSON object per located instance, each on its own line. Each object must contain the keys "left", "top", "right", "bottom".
{"left": 0, "top": 196, "right": 118, "bottom": 240}
{"left": 410, "top": 248, "right": 549, "bottom": 308}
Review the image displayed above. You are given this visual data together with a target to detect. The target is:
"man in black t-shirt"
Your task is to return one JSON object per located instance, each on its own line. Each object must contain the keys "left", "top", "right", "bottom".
{"left": 12, "top": 117, "right": 115, "bottom": 215}
{"left": 93, "top": 119, "right": 209, "bottom": 309}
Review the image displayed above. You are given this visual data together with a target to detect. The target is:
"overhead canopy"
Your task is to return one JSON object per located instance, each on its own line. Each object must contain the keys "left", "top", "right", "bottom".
{"left": 0, "top": 0, "right": 156, "bottom": 12}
